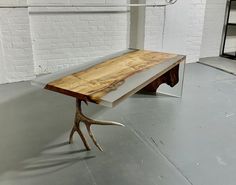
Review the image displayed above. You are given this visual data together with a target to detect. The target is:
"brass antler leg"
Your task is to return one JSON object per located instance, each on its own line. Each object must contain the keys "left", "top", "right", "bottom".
{"left": 74, "top": 121, "right": 91, "bottom": 151}
{"left": 69, "top": 99, "right": 125, "bottom": 151}
{"left": 69, "top": 119, "right": 91, "bottom": 150}
{"left": 85, "top": 122, "right": 103, "bottom": 151}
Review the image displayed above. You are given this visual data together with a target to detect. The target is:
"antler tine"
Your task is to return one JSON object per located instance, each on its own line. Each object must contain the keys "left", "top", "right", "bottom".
{"left": 91, "top": 119, "right": 125, "bottom": 127}
{"left": 85, "top": 123, "right": 103, "bottom": 151}
{"left": 74, "top": 122, "right": 91, "bottom": 151}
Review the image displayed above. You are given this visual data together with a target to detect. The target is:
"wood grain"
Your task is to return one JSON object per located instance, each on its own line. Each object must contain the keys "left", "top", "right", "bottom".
{"left": 45, "top": 50, "right": 178, "bottom": 103}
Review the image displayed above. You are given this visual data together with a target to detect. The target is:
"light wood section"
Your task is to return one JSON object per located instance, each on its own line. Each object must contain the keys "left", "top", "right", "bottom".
{"left": 45, "top": 50, "right": 177, "bottom": 103}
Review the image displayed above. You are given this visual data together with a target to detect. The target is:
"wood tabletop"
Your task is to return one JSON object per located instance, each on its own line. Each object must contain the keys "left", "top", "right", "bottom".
{"left": 45, "top": 50, "right": 180, "bottom": 103}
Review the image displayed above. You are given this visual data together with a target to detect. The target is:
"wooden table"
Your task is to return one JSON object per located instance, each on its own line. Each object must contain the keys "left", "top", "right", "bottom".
{"left": 32, "top": 49, "right": 186, "bottom": 151}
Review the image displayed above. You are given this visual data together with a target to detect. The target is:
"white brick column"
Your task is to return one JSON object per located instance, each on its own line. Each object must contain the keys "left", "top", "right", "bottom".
{"left": 0, "top": 32, "right": 6, "bottom": 84}
{"left": 200, "top": 0, "right": 227, "bottom": 58}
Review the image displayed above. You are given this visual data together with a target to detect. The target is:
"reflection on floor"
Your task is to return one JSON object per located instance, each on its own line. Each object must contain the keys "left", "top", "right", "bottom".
{"left": 0, "top": 63, "right": 236, "bottom": 185}
{"left": 199, "top": 56, "right": 236, "bottom": 75}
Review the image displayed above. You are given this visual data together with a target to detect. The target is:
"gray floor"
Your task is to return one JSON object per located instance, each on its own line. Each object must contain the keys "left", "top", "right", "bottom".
{"left": 199, "top": 56, "right": 236, "bottom": 75}
{"left": 0, "top": 63, "right": 236, "bottom": 185}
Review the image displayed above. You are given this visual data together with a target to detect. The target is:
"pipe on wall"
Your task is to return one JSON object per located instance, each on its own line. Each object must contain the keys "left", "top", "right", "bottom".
{"left": 0, "top": 1, "right": 178, "bottom": 8}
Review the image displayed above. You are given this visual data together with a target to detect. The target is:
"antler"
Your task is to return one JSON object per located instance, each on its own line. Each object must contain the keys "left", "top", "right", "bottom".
{"left": 69, "top": 99, "right": 124, "bottom": 151}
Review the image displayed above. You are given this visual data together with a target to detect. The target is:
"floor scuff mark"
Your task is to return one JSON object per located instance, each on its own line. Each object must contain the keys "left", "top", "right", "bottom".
{"left": 216, "top": 156, "right": 227, "bottom": 166}
{"left": 225, "top": 112, "right": 235, "bottom": 118}
{"left": 84, "top": 161, "right": 98, "bottom": 185}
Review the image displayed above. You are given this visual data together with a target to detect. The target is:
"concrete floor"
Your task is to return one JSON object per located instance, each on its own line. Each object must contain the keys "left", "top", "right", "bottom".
{"left": 0, "top": 63, "right": 236, "bottom": 185}
{"left": 199, "top": 56, "right": 236, "bottom": 75}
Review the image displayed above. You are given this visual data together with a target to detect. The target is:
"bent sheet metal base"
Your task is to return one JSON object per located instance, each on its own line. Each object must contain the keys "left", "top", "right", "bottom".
{"left": 32, "top": 49, "right": 186, "bottom": 151}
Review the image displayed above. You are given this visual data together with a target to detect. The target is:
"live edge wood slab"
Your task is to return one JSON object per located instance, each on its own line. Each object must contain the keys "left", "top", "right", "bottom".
{"left": 44, "top": 50, "right": 185, "bottom": 151}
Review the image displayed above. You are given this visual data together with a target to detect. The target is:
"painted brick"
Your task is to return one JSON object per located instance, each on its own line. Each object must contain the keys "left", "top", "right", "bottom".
{"left": 0, "top": 0, "right": 214, "bottom": 84}
{"left": 29, "top": 0, "right": 128, "bottom": 74}
{"left": 0, "top": 3, "right": 35, "bottom": 84}
{"left": 200, "top": 0, "right": 228, "bottom": 58}
{"left": 145, "top": 0, "right": 207, "bottom": 63}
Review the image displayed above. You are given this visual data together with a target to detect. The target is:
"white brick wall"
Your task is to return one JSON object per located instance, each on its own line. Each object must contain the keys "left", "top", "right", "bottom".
{"left": 200, "top": 0, "right": 227, "bottom": 58}
{"left": 0, "top": 0, "right": 35, "bottom": 84}
{"left": 144, "top": 5, "right": 165, "bottom": 51}
{"left": 186, "top": 0, "right": 206, "bottom": 63}
{"left": 145, "top": 0, "right": 207, "bottom": 63}
{"left": 0, "top": 0, "right": 213, "bottom": 84}
{"left": 0, "top": 0, "right": 128, "bottom": 83}
{"left": 28, "top": 0, "right": 129, "bottom": 74}
{"left": 0, "top": 0, "right": 26, "bottom": 6}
